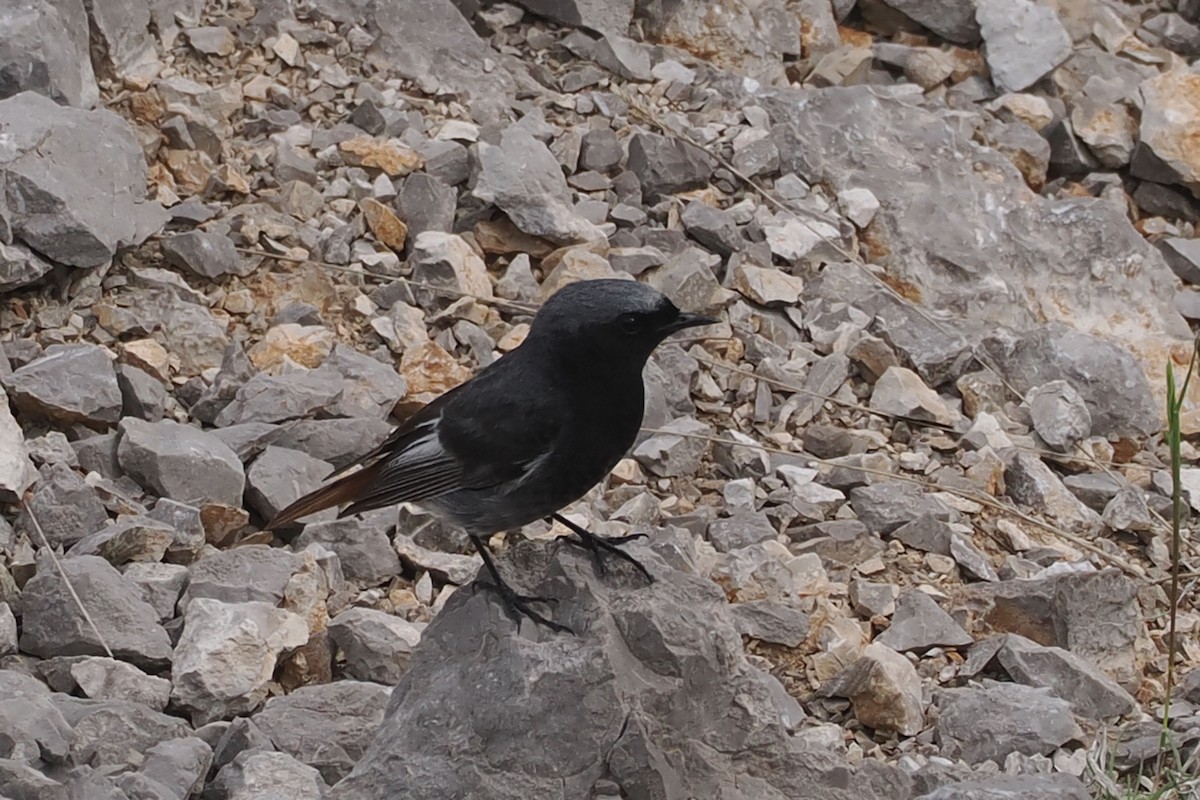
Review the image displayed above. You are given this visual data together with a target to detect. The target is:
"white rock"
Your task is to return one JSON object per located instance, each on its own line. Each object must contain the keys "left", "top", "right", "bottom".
{"left": 869, "top": 366, "right": 959, "bottom": 426}
{"left": 0, "top": 386, "right": 35, "bottom": 501}
{"left": 836, "top": 187, "right": 880, "bottom": 228}
{"left": 732, "top": 263, "right": 805, "bottom": 306}
{"left": 764, "top": 216, "right": 840, "bottom": 261}
{"left": 0, "top": 602, "right": 16, "bottom": 656}
{"left": 172, "top": 599, "right": 309, "bottom": 725}
{"left": 651, "top": 59, "right": 696, "bottom": 84}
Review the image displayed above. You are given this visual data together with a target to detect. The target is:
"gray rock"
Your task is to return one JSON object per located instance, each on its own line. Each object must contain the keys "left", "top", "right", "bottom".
{"left": 246, "top": 446, "right": 334, "bottom": 521}
{"left": 1160, "top": 236, "right": 1200, "bottom": 285}
{"left": 122, "top": 561, "right": 189, "bottom": 621}
{"left": 976, "top": 0, "right": 1071, "bottom": 92}
{"left": 632, "top": 416, "right": 712, "bottom": 477}
{"left": 172, "top": 598, "right": 309, "bottom": 725}
{"left": 272, "top": 417, "right": 392, "bottom": 470}
{"left": 160, "top": 231, "right": 251, "bottom": 279}
{"left": 879, "top": 0, "right": 979, "bottom": 42}
{"left": 52, "top": 695, "right": 192, "bottom": 769}
{"left": 0, "top": 91, "right": 167, "bottom": 267}
{"left": 0, "top": 670, "right": 72, "bottom": 765}
{"left": 917, "top": 774, "right": 1091, "bottom": 800}
{"left": 214, "top": 370, "right": 344, "bottom": 426}
{"left": 980, "top": 324, "right": 1160, "bottom": 439}
{"left": 957, "top": 569, "right": 1144, "bottom": 686}
{"left": 1004, "top": 451, "right": 1101, "bottom": 531}
{"left": 579, "top": 126, "right": 623, "bottom": 173}
{"left": 191, "top": 343, "right": 258, "bottom": 425}
{"left": 790, "top": 352, "right": 852, "bottom": 428}
{"left": 213, "top": 750, "right": 328, "bottom": 800}
{"left": 513, "top": 0, "right": 633, "bottom": 37}
{"left": 3, "top": 343, "right": 122, "bottom": 429}
{"left": 415, "top": 138, "right": 470, "bottom": 186}
{"left": 183, "top": 545, "right": 305, "bottom": 607}
{"left": 1102, "top": 485, "right": 1154, "bottom": 535}
{"left": 139, "top": 736, "right": 213, "bottom": 799}
{"left": 821, "top": 642, "right": 926, "bottom": 736}
{"left": 473, "top": 126, "right": 603, "bottom": 244}
{"left": 626, "top": 132, "right": 713, "bottom": 201}
{"left": 1062, "top": 473, "right": 1124, "bottom": 512}
{"left": 936, "top": 680, "right": 1082, "bottom": 764}
{"left": 21, "top": 554, "right": 171, "bottom": 666}
{"left": 876, "top": 591, "right": 973, "bottom": 653}
{"left": 72, "top": 431, "right": 121, "bottom": 480}
{"left": 328, "top": 607, "right": 423, "bottom": 685}
{"left": 14, "top": 461, "right": 108, "bottom": 548}
{"left": 331, "top": 542, "right": 905, "bottom": 800}
{"left": 340, "top": 0, "right": 514, "bottom": 122}
{"left": 849, "top": 579, "right": 898, "bottom": 618}
{"left": 707, "top": 510, "right": 777, "bottom": 552}
{"left": 210, "top": 422, "right": 280, "bottom": 462}
{"left": 950, "top": 534, "right": 999, "bottom": 582}
{"left": 146, "top": 498, "right": 207, "bottom": 563}
{"left": 393, "top": 534, "right": 479, "bottom": 585}
{"left": 1025, "top": 380, "right": 1091, "bottom": 451}
{"left": 890, "top": 513, "right": 953, "bottom": 555}
{"left": 69, "top": 656, "right": 172, "bottom": 710}
{"left": 116, "top": 364, "right": 166, "bottom": 422}
{"left": 764, "top": 86, "right": 1188, "bottom": 397}
{"left": 118, "top": 418, "right": 245, "bottom": 507}
{"left": 0, "top": 758, "right": 70, "bottom": 797}
{"left": 396, "top": 173, "right": 457, "bottom": 240}
{"left": 210, "top": 715, "right": 274, "bottom": 770}
{"left": 850, "top": 482, "right": 956, "bottom": 536}
{"left": 0, "top": 240, "right": 55, "bottom": 293}
{"left": 255, "top": 681, "right": 391, "bottom": 784}
{"left": 996, "top": 634, "right": 1136, "bottom": 719}
{"left": 681, "top": 201, "right": 744, "bottom": 256}
{"left": 0, "top": 0, "right": 98, "bottom": 107}
{"left": 318, "top": 348, "right": 404, "bottom": 423}
{"left": 68, "top": 515, "right": 174, "bottom": 566}
{"left": 294, "top": 511, "right": 402, "bottom": 587}
{"left": 185, "top": 25, "right": 236, "bottom": 55}
{"left": 729, "top": 599, "right": 810, "bottom": 647}
{"left": 643, "top": 248, "right": 727, "bottom": 315}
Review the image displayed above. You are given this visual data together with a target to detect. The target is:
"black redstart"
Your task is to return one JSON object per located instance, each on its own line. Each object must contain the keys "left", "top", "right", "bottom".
{"left": 268, "top": 278, "right": 717, "bottom": 630}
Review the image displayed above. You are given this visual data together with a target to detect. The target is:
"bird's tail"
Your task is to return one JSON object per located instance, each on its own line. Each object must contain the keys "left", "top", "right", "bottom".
{"left": 265, "top": 461, "right": 384, "bottom": 532}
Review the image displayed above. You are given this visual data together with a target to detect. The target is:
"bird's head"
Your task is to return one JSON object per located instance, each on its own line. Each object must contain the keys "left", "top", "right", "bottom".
{"left": 526, "top": 278, "right": 718, "bottom": 366}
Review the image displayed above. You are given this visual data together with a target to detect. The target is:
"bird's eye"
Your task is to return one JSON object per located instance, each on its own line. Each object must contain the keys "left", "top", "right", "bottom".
{"left": 618, "top": 313, "right": 641, "bottom": 334}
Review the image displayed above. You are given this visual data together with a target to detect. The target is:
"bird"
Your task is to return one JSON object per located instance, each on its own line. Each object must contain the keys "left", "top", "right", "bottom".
{"left": 266, "top": 278, "right": 717, "bottom": 631}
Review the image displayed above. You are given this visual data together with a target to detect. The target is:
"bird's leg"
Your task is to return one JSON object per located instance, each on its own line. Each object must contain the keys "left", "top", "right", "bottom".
{"left": 469, "top": 534, "right": 573, "bottom": 634}
{"left": 550, "top": 513, "right": 654, "bottom": 583}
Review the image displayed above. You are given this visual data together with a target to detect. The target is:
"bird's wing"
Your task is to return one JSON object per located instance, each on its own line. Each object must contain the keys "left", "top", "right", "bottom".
{"left": 266, "top": 359, "right": 564, "bottom": 530}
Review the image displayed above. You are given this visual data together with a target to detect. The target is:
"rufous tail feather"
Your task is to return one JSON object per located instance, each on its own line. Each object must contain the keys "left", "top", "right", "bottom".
{"left": 265, "top": 462, "right": 383, "bottom": 532}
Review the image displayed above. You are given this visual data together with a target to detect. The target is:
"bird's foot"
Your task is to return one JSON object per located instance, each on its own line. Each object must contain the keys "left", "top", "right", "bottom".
{"left": 470, "top": 533, "right": 573, "bottom": 634}
{"left": 478, "top": 580, "right": 573, "bottom": 634}
{"left": 551, "top": 514, "right": 654, "bottom": 583}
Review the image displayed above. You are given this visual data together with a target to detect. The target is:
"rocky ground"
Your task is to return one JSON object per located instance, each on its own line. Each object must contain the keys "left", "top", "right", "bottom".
{"left": 3, "top": 0, "right": 1200, "bottom": 797}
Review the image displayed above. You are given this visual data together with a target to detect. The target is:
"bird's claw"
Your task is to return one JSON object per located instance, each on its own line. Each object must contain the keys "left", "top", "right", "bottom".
{"left": 559, "top": 526, "right": 654, "bottom": 583}
{"left": 481, "top": 581, "right": 573, "bottom": 634}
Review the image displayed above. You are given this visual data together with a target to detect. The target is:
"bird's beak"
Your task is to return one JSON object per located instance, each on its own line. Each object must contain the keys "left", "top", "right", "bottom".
{"left": 662, "top": 312, "right": 719, "bottom": 334}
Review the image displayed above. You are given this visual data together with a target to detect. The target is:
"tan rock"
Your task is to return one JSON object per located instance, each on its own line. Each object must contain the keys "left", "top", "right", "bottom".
{"left": 360, "top": 198, "right": 409, "bottom": 251}
{"left": 165, "top": 150, "right": 214, "bottom": 195}
{"left": 248, "top": 324, "right": 335, "bottom": 372}
{"left": 731, "top": 263, "right": 804, "bottom": 306}
{"left": 831, "top": 642, "right": 926, "bottom": 736}
{"left": 1139, "top": 70, "right": 1200, "bottom": 195}
{"left": 1070, "top": 98, "right": 1136, "bottom": 168}
{"left": 988, "top": 92, "right": 1055, "bottom": 131}
{"left": 538, "top": 248, "right": 623, "bottom": 301}
{"left": 122, "top": 338, "right": 171, "bottom": 381}
{"left": 340, "top": 137, "right": 423, "bottom": 176}
{"left": 400, "top": 341, "right": 471, "bottom": 401}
